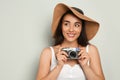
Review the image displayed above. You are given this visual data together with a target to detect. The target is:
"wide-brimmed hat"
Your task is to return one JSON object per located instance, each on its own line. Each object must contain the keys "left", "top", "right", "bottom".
{"left": 52, "top": 3, "right": 99, "bottom": 40}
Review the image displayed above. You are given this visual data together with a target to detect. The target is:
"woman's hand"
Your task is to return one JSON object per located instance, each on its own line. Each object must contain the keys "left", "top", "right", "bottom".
{"left": 56, "top": 47, "right": 68, "bottom": 67}
{"left": 78, "top": 48, "right": 90, "bottom": 67}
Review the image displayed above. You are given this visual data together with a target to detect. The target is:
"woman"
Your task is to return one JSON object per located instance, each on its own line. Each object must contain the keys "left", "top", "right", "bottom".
{"left": 36, "top": 3, "right": 105, "bottom": 80}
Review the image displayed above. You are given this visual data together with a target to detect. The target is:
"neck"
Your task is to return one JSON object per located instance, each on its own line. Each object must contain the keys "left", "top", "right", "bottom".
{"left": 61, "top": 40, "right": 79, "bottom": 48}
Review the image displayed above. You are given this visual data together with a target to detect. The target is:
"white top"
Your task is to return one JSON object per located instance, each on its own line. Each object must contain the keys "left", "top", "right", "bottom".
{"left": 50, "top": 45, "right": 89, "bottom": 80}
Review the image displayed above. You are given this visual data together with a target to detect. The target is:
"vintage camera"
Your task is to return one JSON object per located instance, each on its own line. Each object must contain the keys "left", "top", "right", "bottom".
{"left": 61, "top": 47, "right": 80, "bottom": 59}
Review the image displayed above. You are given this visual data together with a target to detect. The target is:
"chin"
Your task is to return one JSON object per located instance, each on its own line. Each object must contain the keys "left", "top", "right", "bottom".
{"left": 66, "top": 38, "right": 77, "bottom": 42}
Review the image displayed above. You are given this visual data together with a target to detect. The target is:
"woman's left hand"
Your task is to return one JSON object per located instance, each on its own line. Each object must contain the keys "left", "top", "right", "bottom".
{"left": 78, "top": 48, "right": 90, "bottom": 67}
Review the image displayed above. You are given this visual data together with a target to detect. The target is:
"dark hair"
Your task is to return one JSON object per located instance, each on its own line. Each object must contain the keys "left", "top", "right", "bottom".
{"left": 53, "top": 7, "right": 89, "bottom": 47}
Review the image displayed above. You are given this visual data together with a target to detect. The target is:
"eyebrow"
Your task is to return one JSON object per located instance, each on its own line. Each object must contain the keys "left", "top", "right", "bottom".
{"left": 62, "top": 20, "right": 70, "bottom": 23}
{"left": 63, "top": 20, "right": 82, "bottom": 24}
{"left": 75, "top": 22, "right": 82, "bottom": 24}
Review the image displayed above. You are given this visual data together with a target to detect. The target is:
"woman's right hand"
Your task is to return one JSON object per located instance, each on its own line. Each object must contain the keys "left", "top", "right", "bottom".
{"left": 56, "top": 47, "right": 68, "bottom": 67}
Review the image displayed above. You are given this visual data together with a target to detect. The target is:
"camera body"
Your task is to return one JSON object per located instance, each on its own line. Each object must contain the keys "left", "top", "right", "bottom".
{"left": 61, "top": 47, "right": 80, "bottom": 59}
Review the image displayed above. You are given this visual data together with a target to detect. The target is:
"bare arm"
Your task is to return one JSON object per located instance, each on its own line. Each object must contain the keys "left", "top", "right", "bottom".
{"left": 78, "top": 45, "right": 105, "bottom": 80}
{"left": 36, "top": 47, "right": 67, "bottom": 80}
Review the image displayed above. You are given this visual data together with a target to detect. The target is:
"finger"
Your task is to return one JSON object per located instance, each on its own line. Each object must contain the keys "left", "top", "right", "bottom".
{"left": 78, "top": 50, "right": 84, "bottom": 56}
{"left": 79, "top": 56, "right": 86, "bottom": 60}
{"left": 59, "top": 46, "right": 64, "bottom": 52}
{"left": 62, "top": 56, "right": 67, "bottom": 62}
{"left": 59, "top": 54, "right": 68, "bottom": 59}
{"left": 80, "top": 53, "right": 89, "bottom": 60}
{"left": 78, "top": 52, "right": 87, "bottom": 59}
{"left": 56, "top": 47, "right": 64, "bottom": 54}
{"left": 60, "top": 51, "right": 68, "bottom": 57}
{"left": 57, "top": 55, "right": 66, "bottom": 61}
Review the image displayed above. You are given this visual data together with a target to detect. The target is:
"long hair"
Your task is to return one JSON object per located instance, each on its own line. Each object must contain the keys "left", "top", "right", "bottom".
{"left": 53, "top": 8, "right": 89, "bottom": 47}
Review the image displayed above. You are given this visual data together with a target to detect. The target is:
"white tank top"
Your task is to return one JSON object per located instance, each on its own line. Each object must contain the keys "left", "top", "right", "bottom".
{"left": 50, "top": 45, "right": 89, "bottom": 80}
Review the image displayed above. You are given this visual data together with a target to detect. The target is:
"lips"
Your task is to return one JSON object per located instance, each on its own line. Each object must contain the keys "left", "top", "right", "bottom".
{"left": 67, "top": 33, "right": 75, "bottom": 38}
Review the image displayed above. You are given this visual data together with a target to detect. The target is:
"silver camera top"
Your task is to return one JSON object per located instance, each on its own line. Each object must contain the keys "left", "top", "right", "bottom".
{"left": 61, "top": 47, "right": 80, "bottom": 59}
{"left": 62, "top": 47, "right": 80, "bottom": 51}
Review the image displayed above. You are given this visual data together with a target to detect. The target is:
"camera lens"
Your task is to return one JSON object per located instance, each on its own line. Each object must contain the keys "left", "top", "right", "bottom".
{"left": 69, "top": 51, "right": 76, "bottom": 58}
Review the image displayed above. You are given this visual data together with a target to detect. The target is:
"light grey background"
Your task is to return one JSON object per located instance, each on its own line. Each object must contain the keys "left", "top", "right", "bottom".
{"left": 0, "top": 0, "right": 120, "bottom": 80}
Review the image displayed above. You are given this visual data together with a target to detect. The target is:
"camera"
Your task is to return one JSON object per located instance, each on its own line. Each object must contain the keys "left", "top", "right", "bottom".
{"left": 61, "top": 47, "right": 80, "bottom": 59}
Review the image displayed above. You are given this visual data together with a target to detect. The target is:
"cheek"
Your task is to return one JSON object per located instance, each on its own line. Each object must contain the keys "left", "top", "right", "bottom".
{"left": 76, "top": 28, "right": 82, "bottom": 34}
{"left": 62, "top": 26, "right": 66, "bottom": 36}
{"left": 62, "top": 26, "right": 68, "bottom": 33}
{"left": 76, "top": 29, "right": 82, "bottom": 38}
{"left": 77, "top": 31, "right": 81, "bottom": 37}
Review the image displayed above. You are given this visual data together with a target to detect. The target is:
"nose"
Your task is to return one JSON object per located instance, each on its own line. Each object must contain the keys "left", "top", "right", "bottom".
{"left": 69, "top": 25, "right": 74, "bottom": 32}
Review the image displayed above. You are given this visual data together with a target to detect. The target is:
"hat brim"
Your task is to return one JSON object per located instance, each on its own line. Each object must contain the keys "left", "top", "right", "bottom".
{"left": 52, "top": 3, "right": 99, "bottom": 40}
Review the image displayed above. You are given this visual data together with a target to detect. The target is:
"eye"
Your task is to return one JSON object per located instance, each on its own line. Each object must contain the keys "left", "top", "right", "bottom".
{"left": 75, "top": 23, "right": 81, "bottom": 27}
{"left": 63, "top": 22, "right": 69, "bottom": 26}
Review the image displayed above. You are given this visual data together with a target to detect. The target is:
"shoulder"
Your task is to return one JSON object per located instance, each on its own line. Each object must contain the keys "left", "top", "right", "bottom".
{"left": 40, "top": 47, "right": 52, "bottom": 60}
{"left": 88, "top": 44, "right": 102, "bottom": 65}
{"left": 40, "top": 45, "right": 60, "bottom": 56}
{"left": 41, "top": 47, "right": 51, "bottom": 54}
{"left": 89, "top": 44, "right": 98, "bottom": 52}
{"left": 88, "top": 44, "right": 100, "bottom": 57}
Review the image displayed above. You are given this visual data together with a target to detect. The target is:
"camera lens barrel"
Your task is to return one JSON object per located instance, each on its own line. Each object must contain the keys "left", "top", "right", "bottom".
{"left": 61, "top": 47, "right": 80, "bottom": 59}
{"left": 69, "top": 51, "right": 77, "bottom": 58}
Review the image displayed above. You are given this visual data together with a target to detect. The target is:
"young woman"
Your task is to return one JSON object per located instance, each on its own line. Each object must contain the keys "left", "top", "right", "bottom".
{"left": 36, "top": 3, "right": 105, "bottom": 80}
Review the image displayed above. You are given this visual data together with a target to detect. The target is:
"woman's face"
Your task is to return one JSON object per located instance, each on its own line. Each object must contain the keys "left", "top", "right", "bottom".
{"left": 62, "top": 14, "right": 82, "bottom": 42}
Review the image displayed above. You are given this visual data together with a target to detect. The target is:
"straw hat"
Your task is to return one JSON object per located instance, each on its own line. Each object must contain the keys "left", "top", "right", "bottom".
{"left": 52, "top": 3, "right": 99, "bottom": 40}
